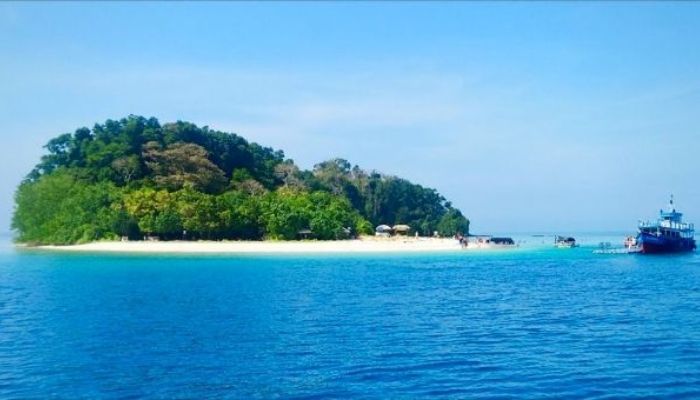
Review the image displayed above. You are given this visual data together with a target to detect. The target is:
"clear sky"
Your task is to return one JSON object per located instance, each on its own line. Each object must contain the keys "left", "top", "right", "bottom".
{"left": 1, "top": 2, "right": 699, "bottom": 234}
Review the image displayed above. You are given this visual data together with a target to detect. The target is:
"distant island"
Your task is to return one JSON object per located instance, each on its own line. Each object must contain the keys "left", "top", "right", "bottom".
{"left": 12, "top": 115, "right": 469, "bottom": 245}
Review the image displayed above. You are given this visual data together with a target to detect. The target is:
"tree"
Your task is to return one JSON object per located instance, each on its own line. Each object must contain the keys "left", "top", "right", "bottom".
{"left": 274, "top": 160, "right": 306, "bottom": 189}
{"left": 12, "top": 171, "right": 123, "bottom": 244}
{"left": 437, "top": 208, "right": 470, "bottom": 236}
{"left": 238, "top": 179, "right": 267, "bottom": 196}
{"left": 111, "top": 155, "right": 141, "bottom": 185}
{"left": 175, "top": 187, "right": 223, "bottom": 239}
{"left": 308, "top": 192, "right": 358, "bottom": 240}
{"left": 218, "top": 190, "right": 262, "bottom": 239}
{"left": 123, "top": 188, "right": 182, "bottom": 238}
{"left": 313, "top": 158, "right": 351, "bottom": 195}
{"left": 259, "top": 189, "right": 313, "bottom": 240}
{"left": 143, "top": 141, "right": 227, "bottom": 193}
{"left": 28, "top": 133, "right": 74, "bottom": 178}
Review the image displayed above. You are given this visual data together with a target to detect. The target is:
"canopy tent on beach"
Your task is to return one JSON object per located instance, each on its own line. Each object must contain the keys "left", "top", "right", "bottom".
{"left": 375, "top": 225, "right": 393, "bottom": 237}
{"left": 297, "top": 229, "right": 313, "bottom": 240}
{"left": 392, "top": 225, "right": 411, "bottom": 235}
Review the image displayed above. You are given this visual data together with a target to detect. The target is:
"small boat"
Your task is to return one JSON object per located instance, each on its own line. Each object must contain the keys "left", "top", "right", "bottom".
{"left": 555, "top": 236, "right": 578, "bottom": 248}
{"left": 636, "top": 195, "right": 696, "bottom": 254}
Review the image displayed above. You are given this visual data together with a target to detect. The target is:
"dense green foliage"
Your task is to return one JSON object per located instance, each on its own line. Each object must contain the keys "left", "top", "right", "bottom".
{"left": 13, "top": 116, "right": 468, "bottom": 244}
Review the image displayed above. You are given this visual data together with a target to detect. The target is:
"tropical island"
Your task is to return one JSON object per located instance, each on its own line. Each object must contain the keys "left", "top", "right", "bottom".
{"left": 12, "top": 115, "right": 469, "bottom": 250}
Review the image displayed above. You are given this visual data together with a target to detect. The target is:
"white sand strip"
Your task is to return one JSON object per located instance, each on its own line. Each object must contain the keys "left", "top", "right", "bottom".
{"left": 37, "top": 237, "right": 465, "bottom": 254}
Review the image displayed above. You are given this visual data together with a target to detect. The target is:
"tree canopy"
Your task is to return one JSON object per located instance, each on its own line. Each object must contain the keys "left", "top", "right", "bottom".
{"left": 13, "top": 116, "right": 469, "bottom": 244}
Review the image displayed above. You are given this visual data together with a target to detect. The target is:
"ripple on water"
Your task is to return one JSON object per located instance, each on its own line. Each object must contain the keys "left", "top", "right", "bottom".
{"left": 2, "top": 249, "right": 700, "bottom": 398}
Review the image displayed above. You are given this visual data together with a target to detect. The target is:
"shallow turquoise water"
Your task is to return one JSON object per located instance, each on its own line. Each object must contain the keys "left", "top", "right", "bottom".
{"left": 3, "top": 240, "right": 700, "bottom": 398}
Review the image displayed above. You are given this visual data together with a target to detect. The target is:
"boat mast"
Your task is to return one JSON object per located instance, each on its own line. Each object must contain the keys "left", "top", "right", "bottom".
{"left": 669, "top": 194, "right": 675, "bottom": 213}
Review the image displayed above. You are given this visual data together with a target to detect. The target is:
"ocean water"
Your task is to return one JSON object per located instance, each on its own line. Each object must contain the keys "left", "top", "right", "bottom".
{"left": 3, "top": 237, "right": 700, "bottom": 399}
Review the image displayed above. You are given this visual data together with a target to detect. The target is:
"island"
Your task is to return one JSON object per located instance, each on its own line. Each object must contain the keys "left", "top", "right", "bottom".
{"left": 12, "top": 115, "right": 469, "bottom": 250}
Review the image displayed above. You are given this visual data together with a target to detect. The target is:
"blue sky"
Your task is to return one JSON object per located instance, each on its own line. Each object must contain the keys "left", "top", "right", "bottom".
{"left": 1, "top": 2, "right": 699, "bottom": 233}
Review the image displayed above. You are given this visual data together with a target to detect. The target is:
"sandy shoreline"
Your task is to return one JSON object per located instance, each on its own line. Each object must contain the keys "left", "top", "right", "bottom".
{"left": 36, "top": 237, "right": 466, "bottom": 254}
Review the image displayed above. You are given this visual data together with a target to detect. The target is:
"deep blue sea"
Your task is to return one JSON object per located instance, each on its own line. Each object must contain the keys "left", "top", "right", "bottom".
{"left": 3, "top": 235, "right": 700, "bottom": 399}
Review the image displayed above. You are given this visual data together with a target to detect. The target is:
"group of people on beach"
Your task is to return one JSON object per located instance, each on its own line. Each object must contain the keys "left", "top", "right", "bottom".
{"left": 456, "top": 234, "right": 468, "bottom": 248}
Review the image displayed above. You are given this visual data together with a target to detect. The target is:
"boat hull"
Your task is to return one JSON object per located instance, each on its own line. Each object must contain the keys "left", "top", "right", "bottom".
{"left": 637, "top": 232, "right": 696, "bottom": 254}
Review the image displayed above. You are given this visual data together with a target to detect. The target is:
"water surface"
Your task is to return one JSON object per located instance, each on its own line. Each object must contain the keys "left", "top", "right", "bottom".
{"left": 2, "top": 240, "right": 700, "bottom": 398}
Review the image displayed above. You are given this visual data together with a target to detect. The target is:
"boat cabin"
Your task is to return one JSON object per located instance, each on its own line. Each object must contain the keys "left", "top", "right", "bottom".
{"left": 638, "top": 196, "right": 695, "bottom": 239}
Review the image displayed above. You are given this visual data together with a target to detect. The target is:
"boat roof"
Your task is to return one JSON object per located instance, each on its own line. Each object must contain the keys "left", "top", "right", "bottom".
{"left": 661, "top": 210, "right": 683, "bottom": 219}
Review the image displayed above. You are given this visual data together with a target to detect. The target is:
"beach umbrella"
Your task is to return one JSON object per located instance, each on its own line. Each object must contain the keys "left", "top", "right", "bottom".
{"left": 375, "top": 224, "right": 392, "bottom": 233}
{"left": 392, "top": 224, "right": 411, "bottom": 232}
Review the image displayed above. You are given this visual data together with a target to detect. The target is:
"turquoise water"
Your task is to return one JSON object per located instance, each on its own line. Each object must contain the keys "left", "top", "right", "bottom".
{"left": 3, "top": 238, "right": 700, "bottom": 398}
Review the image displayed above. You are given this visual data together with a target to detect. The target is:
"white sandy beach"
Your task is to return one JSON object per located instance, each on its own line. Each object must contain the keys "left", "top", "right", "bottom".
{"left": 38, "top": 237, "right": 466, "bottom": 254}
